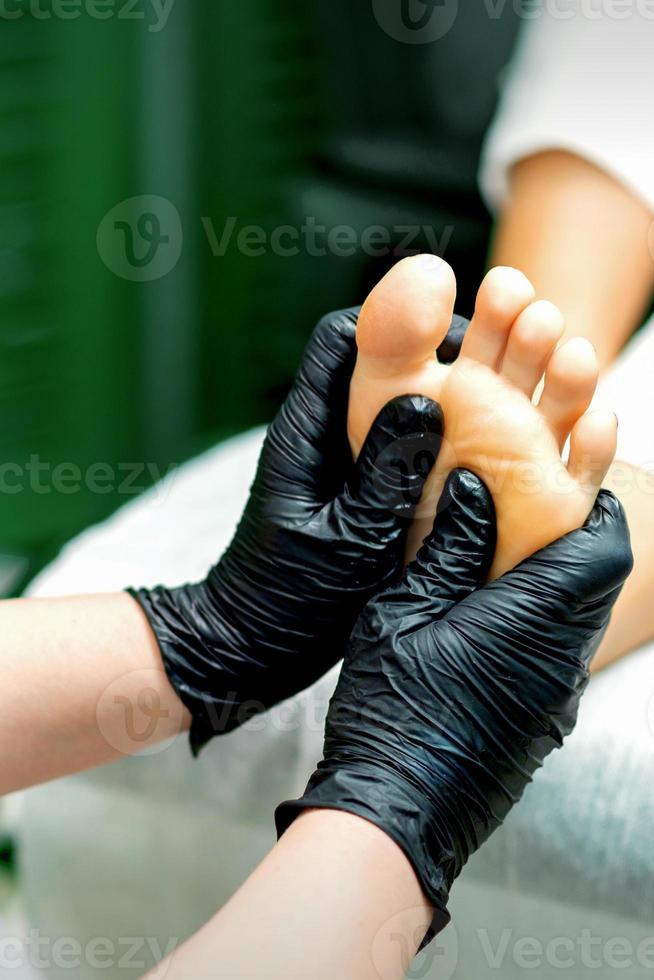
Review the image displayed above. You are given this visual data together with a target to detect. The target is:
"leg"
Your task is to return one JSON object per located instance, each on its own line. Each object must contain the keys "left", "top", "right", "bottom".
{"left": 591, "top": 460, "right": 654, "bottom": 670}
{"left": 489, "top": 147, "right": 654, "bottom": 668}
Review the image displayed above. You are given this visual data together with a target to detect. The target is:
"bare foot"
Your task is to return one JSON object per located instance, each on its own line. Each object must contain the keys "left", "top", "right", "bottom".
{"left": 348, "top": 256, "right": 617, "bottom": 579}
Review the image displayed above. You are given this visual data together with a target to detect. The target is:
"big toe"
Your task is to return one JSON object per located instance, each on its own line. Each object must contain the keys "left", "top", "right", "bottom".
{"left": 356, "top": 254, "right": 456, "bottom": 363}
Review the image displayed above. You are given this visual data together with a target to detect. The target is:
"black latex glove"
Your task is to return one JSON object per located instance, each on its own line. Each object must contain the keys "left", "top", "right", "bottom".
{"left": 276, "top": 472, "right": 632, "bottom": 940}
{"left": 128, "top": 307, "right": 467, "bottom": 753}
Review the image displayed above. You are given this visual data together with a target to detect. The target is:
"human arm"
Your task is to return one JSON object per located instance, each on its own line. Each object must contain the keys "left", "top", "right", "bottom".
{"left": 1, "top": 310, "right": 447, "bottom": 792}
{"left": 143, "top": 474, "right": 632, "bottom": 980}
{"left": 481, "top": 5, "right": 654, "bottom": 363}
{"left": 481, "top": 9, "right": 654, "bottom": 667}
{"left": 490, "top": 149, "right": 654, "bottom": 368}
{"left": 128, "top": 309, "right": 446, "bottom": 752}
{"left": 145, "top": 809, "right": 430, "bottom": 980}
{"left": 0, "top": 592, "right": 190, "bottom": 795}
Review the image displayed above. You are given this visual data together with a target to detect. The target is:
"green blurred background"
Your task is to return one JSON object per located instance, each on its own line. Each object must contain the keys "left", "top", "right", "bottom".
{"left": 0, "top": 0, "right": 522, "bottom": 594}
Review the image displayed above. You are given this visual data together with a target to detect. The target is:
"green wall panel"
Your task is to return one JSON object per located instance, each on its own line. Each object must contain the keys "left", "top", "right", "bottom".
{"left": 0, "top": 16, "right": 138, "bottom": 567}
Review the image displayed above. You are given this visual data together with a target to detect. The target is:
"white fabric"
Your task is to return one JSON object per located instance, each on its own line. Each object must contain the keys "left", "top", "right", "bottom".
{"left": 14, "top": 317, "right": 654, "bottom": 978}
{"left": 480, "top": 4, "right": 654, "bottom": 214}
{"left": 17, "top": 431, "right": 341, "bottom": 979}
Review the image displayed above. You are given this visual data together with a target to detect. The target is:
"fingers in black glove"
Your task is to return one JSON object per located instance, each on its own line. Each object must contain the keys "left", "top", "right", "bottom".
{"left": 436, "top": 312, "right": 470, "bottom": 364}
{"left": 128, "top": 307, "right": 464, "bottom": 752}
{"left": 276, "top": 484, "right": 632, "bottom": 942}
{"left": 403, "top": 467, "right": 496, "bottom": 611}
{"left": 328, "top": 393, "right": 443, "bottom": 552}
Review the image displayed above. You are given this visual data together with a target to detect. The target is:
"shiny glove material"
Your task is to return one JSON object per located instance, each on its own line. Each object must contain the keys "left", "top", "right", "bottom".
{"left": 436, "top": 312, "right": 469, "bottom": 363}
{"left": 128, "top": 307, "right": 467, "bottom": 752}
{"left": 276, "top": 474, "right": 632, "bottom": 938}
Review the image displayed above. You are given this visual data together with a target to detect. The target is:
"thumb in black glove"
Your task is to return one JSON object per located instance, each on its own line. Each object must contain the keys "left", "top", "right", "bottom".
{"left": 276, "top": 472, "right": 632, "bottom": 940}
{"left": 128, "top": 308, "right": 461, "bottom": 752}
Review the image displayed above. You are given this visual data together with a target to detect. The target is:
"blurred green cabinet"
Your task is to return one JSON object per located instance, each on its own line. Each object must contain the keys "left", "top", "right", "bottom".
{"left": 195, "top": 1, "right": 325, "bottom": 432}
{"left": 0, "top": 1, "right": 517, "bottom": 593}
{"left": 0, "top": 13, "right": 138, "bottom": 576}
{"left": 0, "top": 2, "right": 324, "bottom": 588}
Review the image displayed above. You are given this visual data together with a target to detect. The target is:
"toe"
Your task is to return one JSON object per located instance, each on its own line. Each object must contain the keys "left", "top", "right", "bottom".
{"left": 538, "top": 338, "right": 599, "bottom": 448}
{"left": 460, "top": 266, "right": 535, "bottom": 370}
{"left": 500, "top": 300, "right": 564, "bottom": 398}
{"left": 356, "top": 254, "right": 456, "bottom": 364}
{"left": 567, "top": 409, "right": 618, "bottom": 495}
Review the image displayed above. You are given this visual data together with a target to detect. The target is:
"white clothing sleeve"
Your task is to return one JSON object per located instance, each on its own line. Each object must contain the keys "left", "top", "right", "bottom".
{"left": 480, "top": 5, "right": 654, "bottom": 214}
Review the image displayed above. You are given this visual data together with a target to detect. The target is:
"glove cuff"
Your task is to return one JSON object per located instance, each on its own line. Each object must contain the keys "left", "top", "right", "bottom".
{"left": 275, "top": 761, "right": 454, "bottom": 944}
{"left": 126, "top": 585, "right": 238, "bottom": 755}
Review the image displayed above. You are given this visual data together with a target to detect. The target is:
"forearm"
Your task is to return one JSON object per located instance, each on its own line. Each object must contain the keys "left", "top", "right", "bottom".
{"left": 145, "top": 809, "right": 431, "bottom": 980}
{"left": 490, "top": 150, "right": 654, "bottom": 369}
{"left": 145, "top": 485, "right": 630, "bottom": 980}
{"left": 0, "top": 593, "right": 190, "bottom": 794}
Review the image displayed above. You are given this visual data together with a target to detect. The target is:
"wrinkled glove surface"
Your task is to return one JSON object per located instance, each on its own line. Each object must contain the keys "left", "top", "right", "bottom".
{"left": 128, "top": 307, "right": 468, "bottom": 752}
{"left": 276, "top": 472, "right": 632, "bottom": 939}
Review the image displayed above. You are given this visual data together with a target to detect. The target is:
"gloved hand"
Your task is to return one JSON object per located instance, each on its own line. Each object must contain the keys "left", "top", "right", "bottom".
{"left": 276, "top": 471, "right": 632, "bottom": 940}
{"left": 128, "top": 307, "right": 465, "bottom": 753}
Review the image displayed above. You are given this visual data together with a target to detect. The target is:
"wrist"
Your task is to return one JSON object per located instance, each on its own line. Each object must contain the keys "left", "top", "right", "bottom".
{"left": 276, "top": 761, "right": 453, "bottom": 936}
{"left": 279, "top": 808, "right": 435, "bottom": 965}
{"left": 126, "top": 580, "right": 243, "bottom": 752}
